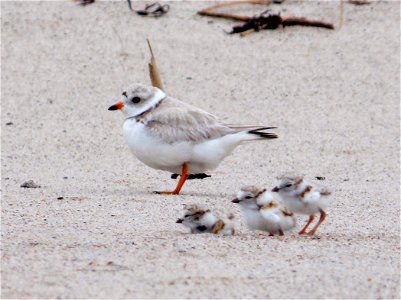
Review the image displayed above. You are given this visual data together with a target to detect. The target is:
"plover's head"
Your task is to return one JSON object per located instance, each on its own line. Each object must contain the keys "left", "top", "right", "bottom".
{"left": 108, "top": 83, "right": 166, "bottom": 118}
{"left": 176, "top": 205, "right": 209, "bottom": 225}
{"left": 232, "top": 186, "right": 266, "bottom": 209}
{"left": 272, "top": 176, "right": 303, "bottom": 193}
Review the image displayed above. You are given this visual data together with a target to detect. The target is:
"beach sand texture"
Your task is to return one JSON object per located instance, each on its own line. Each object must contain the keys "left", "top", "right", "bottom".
{"left": 1, "top": 1, "right": 399, "bottom": 298}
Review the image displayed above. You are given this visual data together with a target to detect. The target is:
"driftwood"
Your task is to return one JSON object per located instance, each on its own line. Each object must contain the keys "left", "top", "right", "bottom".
{"left": 198, "top": 0, "right": 272, "bottom": 21}
{"left": 198, "top": 1, "right": 335, "bottom": 36}
{"left": 75, "top": 0, "right": 95, "bottom": 6}
{"left": 348, "top": 0, "right": 370, "bottom": 5}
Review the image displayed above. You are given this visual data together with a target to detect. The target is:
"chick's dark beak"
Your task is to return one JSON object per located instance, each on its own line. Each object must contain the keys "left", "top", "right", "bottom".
{"left": 176, "top": 218, "right": 183, "bottom": 223}
{"left": 271, "top": 187, "right": 279, "bottom": 192}
{"left": 231, "top": 198, "right": 240, "bottom": 203}
{"left": 108, "top": 101, "right": 124, "bottom": 111}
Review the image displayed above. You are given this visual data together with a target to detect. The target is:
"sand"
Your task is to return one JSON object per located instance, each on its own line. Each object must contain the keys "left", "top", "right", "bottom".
{"left": 1, "top": 1, "right": 399, "bottom": 298}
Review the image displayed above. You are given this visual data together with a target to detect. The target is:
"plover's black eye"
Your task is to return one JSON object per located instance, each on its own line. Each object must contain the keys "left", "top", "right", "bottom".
{"left": 245, "top": 196, "right": 252, "bottom": 199}
{"left": 131, "top": 96, "right": 141, "bottom": 104}
{"left": 285, "top": 183, "right": 292, "bottom": 188}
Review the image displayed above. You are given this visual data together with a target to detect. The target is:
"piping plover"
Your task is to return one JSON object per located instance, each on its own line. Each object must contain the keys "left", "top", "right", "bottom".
{"left": 232, "top": 186, "right": 295, "bottom": 236}
{"left": 108, "top": 83, "right": 278, "bottom": 194}
{"left": 272, "top": 176, "right": 332, "bottom": 236}
{"left": 176, "top": 204, "right": 235, "bottom": 235}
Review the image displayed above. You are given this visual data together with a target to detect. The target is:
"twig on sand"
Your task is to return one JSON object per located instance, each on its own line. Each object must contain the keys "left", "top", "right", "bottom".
{"left": 147, "top": 39, "right": 164, "bottom": 91}
{"left": 198, "top": 0, "right": 271, "bottom": 21}
{"left": 75, "top": 0, "right": 95, "bottom": 6}
{"left": 348, "top": 0, "right": 370, "bottom": 5}
{"left": 127, "top": 0, "right": 133, "bottom": 11}
{"left": 198, "top": 1, "right": 334, "bottom": 36}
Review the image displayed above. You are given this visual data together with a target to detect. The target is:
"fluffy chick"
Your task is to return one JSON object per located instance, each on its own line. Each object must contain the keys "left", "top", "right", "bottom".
{"left": 176, "top": 204, "right": 235, "bottom": 235}
{"left": 232, "top": 186, "right": 296, "bottom": 236}
{"left": 272, "top": 176, "right": 332, "bottom": 235}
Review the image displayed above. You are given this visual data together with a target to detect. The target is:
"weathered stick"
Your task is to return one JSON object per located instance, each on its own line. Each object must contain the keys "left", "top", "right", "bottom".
{"left": 198, "top": 0, "right": 271, "bottom": 21}
{"left": 199, "top": 1, "right": 335, "bottom": 34}
{"left": 349, "top": 0, "right": 370, "bottom": 5}
{"left": 282, "top": 17, "right": 334, "bottom": 29}
{"left": 147, "top": 39, "right": 163, "bottom": 91}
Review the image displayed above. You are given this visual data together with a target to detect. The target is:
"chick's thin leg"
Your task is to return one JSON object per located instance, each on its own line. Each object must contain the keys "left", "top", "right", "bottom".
{"left": 308, "top": 209, "right": 326, "bottom": 236}
{"left": 155, "top": 163, "right": 189, "bottom": 195}
{"left": 299, "top": 214, "right": 315, "bottom": 235}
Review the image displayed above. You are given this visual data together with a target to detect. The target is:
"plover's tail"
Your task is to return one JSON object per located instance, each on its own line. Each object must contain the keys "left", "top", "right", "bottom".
{"left": 247, "top": 127, "right": 278, "bottom": 140}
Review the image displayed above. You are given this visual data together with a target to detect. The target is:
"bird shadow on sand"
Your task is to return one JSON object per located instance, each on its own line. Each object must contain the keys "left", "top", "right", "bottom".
{"left": 126, "top": 189, "right": 230, "bottom": 199}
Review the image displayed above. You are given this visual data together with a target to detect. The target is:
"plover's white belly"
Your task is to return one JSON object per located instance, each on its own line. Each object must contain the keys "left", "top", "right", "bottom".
{"left": 123, "top": 119, "right": 242, "bottom": 174}
{"left": 260, "top": 212, "right": 282, "bottom": 233}
{"left": 243, "top": 209, "right": 267, "bottom": 231}
{"left": 123, "top": 120, "right": 192, "bottom": 173}
{"left": 190, "top": 133, "right": 244, "bottom": 172}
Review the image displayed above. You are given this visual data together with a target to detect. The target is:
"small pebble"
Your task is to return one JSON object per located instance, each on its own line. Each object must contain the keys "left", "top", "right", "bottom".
{"left": 20, "top": 180, "right": 41, "bottom": 188}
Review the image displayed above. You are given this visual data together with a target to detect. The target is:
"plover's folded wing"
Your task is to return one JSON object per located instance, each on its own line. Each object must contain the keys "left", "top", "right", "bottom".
{"left": 144, "top": 103, "right": 236, "bottom": 143}
{"left": 144, "top": 98, "right": 277, "bottom": 144}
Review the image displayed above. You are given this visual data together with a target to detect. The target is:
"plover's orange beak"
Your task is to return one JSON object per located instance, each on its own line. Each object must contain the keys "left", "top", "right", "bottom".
{"left": 108, "top": 101, "right": 124, "bottom": 111}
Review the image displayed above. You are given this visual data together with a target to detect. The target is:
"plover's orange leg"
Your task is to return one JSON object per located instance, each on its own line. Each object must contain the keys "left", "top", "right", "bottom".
{"left": 155, "top": 163, "right": 189, "bottom": 195}
{"left": 298, "top": 214, "right": 315, "bottom": 235}
{"left": 308, "top": 209, "right": 326, "bottom": 236}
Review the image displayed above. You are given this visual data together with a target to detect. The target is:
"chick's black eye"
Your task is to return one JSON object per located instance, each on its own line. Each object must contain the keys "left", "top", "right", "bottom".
{"left": 285, "top": 183, "right": 292, "bottom": 188}
{"left": 131, "top": 96, "right": 141, "bottom": 104}
{"left": 245, "top": 196, "right": 252, "bottom": 199}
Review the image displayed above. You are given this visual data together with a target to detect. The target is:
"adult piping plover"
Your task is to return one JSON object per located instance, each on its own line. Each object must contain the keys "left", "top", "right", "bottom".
{"left": 108, "top": 83, "right": 278, "bottom": 194}
{"left": 232, "top": 186, "right": 296, "bottom": 236}
{"left": 176, "top": 204, "right": 235, "bottom": 235}
{"left": 272, "top": 176, "right": 332, "bottom": 236}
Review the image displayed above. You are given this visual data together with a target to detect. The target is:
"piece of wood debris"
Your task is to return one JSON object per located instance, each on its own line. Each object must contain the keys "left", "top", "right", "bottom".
{"left": 198, "top": 1, "right": 334, "bottom": 36}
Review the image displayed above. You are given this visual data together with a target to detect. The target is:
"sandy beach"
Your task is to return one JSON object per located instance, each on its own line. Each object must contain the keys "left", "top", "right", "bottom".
{"left": 1, "top": 1, "right": 399, "bottom": 298}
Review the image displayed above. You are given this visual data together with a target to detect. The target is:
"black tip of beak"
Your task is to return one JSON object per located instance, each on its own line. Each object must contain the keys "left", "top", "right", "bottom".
{"left": 272, "top": 187, "right": 279, "bottom": 192}
{"left": 231, "top": 198, "right": 240, "bottom": 203}
{"left": 176, "top": 218, "right": 183, "bottom": 223}
{"left": 108, "top": 105, "right": 118, "bottom": 111}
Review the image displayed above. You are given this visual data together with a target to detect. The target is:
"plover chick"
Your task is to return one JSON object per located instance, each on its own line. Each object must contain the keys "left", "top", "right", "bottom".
{"left": 272, "top": 176, "right": 332, "bottom": 236}
{"left": 108, "top": 83, "right": 277, "bottom": 194}
{"left": 232, "top": 186, "right": 296, "bottom": 236}
{"left": 176, "top": 204, "right": 235, "bottom": 235}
